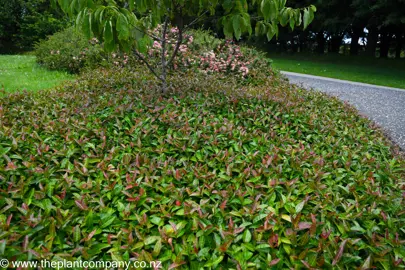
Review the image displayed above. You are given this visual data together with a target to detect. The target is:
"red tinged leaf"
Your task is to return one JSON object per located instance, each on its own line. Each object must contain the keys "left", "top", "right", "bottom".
{"left": 86, "top": 229, "right": 96, "bottom": 241}
{"left": 75, "top": 200, "right": 88, "bottom": 210}
{"left": 269, "top": 258, "right": 280, "bottom": 266}
{"left": 298, "top": 222, "right": 312, "bottom": 230}
{"left": 168, "top": 261, "right": 186, "bottom": 270}
{"left": 332, "top": 239, "right": 348, "bottom": 266}
{"left": 269, "top": 179, "right": 277, "bottom": 186}
{"left": 229, "top": 217, "right": 234, "bottom": 230}
{"left": 301, "top": 260, "right": 312, "bottom": 269}
{"left": 380, "top": 211, "right": 387, "bottom": 221}
{"left": 168, "top": 238, "right": 174, "bottom": 251}
{"left": 107, "top": 234, "right": 113, "bottom": 244}
{"left": 60, "top": 190, "right": 66, "bottom": 200}
{"left": 269, "top": 234, "right": 279, "bottom": 247}
{"left": 219, "top": 240, "right": 231, "bottom": 252}
{"left": 125, "top": 185, "right": 135, "bottom": 190}
{"left": 220, "top": 200, "right": 227, "bottom": 211}
{"left": 394, "top": 259, "right": 403, "bottom": 267}
{"left": 6, "top": 214, "right": 13, "bottom": 227}
{"left": 310, "top": 213, "right": 317, "bottom": 236}
{"left": 266, "top": 156, "right": 273, "bottom": 166}
{"left": 23, "top": 235, "right": 29, "bottom": 251}
{"left": 28, "top": 249, "right": 40, "bottom": 258}
{"left": 5, "top": 162, "right": 17, "bottom": 171}
{"left": 321, "top": 230, "right": 331, "bottom": 239}
{"left": 174, "top": 169, "right": 180, "bottom": 180}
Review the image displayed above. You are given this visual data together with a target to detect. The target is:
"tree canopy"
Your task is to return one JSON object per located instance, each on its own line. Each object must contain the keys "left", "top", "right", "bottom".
{"left": 52, "top": 0, "right": 316, "bottom": 53}
{"left": 52, "top": 0, "right": 316, "bottom": 92}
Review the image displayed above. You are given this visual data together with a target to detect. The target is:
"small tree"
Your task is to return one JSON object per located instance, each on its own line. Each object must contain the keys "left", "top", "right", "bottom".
{"left": 52, "top": 0, "right": 316, "bottom": 93}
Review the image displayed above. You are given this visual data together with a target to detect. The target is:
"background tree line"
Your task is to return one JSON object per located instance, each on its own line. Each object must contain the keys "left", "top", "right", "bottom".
{"left": 0, "top": 0, "right": 68, "bottom": 53}
{"left": 260, "top": 0, "right": 405, "bottom": 58}
{"left": 1, "top": 0, "right": 404, "bottom": 59}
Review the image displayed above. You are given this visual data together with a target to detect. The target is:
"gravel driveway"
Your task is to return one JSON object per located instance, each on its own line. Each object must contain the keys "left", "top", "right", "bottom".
{"left": 282, "top": 71, "right": 405, "bottom": 150}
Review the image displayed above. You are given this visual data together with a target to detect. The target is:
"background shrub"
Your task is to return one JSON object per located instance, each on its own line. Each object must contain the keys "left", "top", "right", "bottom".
{"left": 34, "top": 27, "right": 107, "bottom": 73}
{"left": 145, "top": 27, "right": 273, "bottom": 82}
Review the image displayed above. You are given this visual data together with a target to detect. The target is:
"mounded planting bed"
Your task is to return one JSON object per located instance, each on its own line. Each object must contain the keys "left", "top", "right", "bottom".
{"left": 0, "top": 65, "right": 404, "bottom": 269}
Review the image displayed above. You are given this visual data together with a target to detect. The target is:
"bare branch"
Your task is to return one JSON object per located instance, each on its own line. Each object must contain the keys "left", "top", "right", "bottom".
{"left": 167, "top": 10, "right": 184, "bottom": 67}
{"left": 127, "top": 21, "right": 163, "bottom": 42}
{"left": 184, "top": 10, "right": 209, "bottom": 30}
{"left": 132, "top": 49, "right": 163, "bottom": 82}
{"left": 161, "top": 16, "right": 169, "bottom": 93}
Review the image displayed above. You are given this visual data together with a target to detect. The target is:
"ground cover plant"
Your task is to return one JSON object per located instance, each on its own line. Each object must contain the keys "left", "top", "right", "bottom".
{"left": 0, "top": 55, "right": 75, "bottom": 94}
{"left": 269, "top": 53, "right": 405, "bottom": 89}
{"left": 1, "top": 44, "right": 405, "bottom": 269}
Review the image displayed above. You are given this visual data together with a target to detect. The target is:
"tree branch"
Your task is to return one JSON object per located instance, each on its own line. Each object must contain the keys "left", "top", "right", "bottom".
{"left": 184, "top": 10, "right": 209, "bottom": 31}
{"left": 167, "top": 10, "right": 184, "bottom": 67}
{"left": 132, "top": 49, "right": 163, "bottom": 82}
{"left": 161, "top": 16, "right": 169, "bottom": 93}
{"left": 127, "top": 21, "right": 163, "bottom": 42}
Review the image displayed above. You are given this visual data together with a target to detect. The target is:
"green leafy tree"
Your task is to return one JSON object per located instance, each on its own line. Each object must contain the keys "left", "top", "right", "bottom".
{"left": 0, "top": 0, "right": 23, "bottom": 53}
{"left": 16, "top": 0, "right": 69, "bottom": 50}
{"left": 0, "top": 0, "right": 68, "bottom": 53}
{"left": 52, "top": 0, "right": 316, "bottom": 93}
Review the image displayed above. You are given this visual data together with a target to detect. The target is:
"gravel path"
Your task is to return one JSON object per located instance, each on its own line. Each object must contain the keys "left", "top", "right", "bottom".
{"left": 281, "top": 71, "right": 405, "bottom": 150}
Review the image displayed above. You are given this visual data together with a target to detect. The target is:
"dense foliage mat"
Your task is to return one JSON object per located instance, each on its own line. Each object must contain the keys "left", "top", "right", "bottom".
{"left": 0, "top": 67, "right": 405, "bottom": 269}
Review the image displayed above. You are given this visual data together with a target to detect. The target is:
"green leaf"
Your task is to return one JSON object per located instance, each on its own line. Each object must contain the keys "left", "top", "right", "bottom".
{"left": 205, "top": 256, "right": 224, "bottom": 267}
{"left": 295, "top": 201, "right": 305, "bottom": 213}
{"left": 289, "top": 9, "right": 295, "bottom": 31}
{"left": 152, "top": 239, "right": 162, "bottom": 256}
{"left": 144, "top": 236, "right": 160, "bottom": 245}
{"left": 233, "top": 15, "right": 242, "bottom": 40}
{"left": 243, "top": 229, "right": 252, "bottom": 243}
{"left": 104, "top": 20, "right": 114, "bottom": 43}
{"left": 0, "top": 147, "right": 11, "bottom": 156}
{"left": 277, "top": 0, "right": 286, "bottom": 9}
{"left": 73, "top": 225, "right": 81, "bottom": 243}
{"left": 82, "top": 11, "right": 92, "bottom": 39}
{"left": 117, "top": 13, "right": 130, "bottom": 41}
{"left": 266, "top": 23, "right": 278, "bottom": 40}
{"left": 279, "top": 8, "right": 289, "bottom": 26}
{"left": 223, "top": 17, "right": 234, "bottom": 38}
{"left": 303, "top": 8, "right": 311, "bottom": 29}
{"left": 101, "top": 215, "right": 116, "bottom": 228}
{"left": 262, "top": 0, "right": 278, "bottom": 21}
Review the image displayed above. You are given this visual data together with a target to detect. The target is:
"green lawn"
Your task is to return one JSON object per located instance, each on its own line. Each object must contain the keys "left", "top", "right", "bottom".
{"left": 0, "top": 55, "right": 75, "bottom": 93}
{"left": 269, "top": 53, "right": 405, "bottom": 89}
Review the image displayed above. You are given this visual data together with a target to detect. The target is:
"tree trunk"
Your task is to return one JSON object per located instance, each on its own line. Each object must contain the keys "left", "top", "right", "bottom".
{"left": 366, "top": 27, "right": 378, "bottom": 58}
{"left": 380, "top": 30, "right": 392, "bottom": 58}
{"left": 350, "top": 28, "right": 362, "bottom": 55}
{"left": 160, "top": 17, "right": 169, "bottom": 94}
{"left": 329, "top": 35, "right": 342, "bottom": 53}
{"left": 396, "top": 32, "right": 403, "bottom": 59}
{"left": 316, "top": 31, "right": 325, "bottom": 54}
{"left": 298, "top": 32, "right": 307, "bottom": 53}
